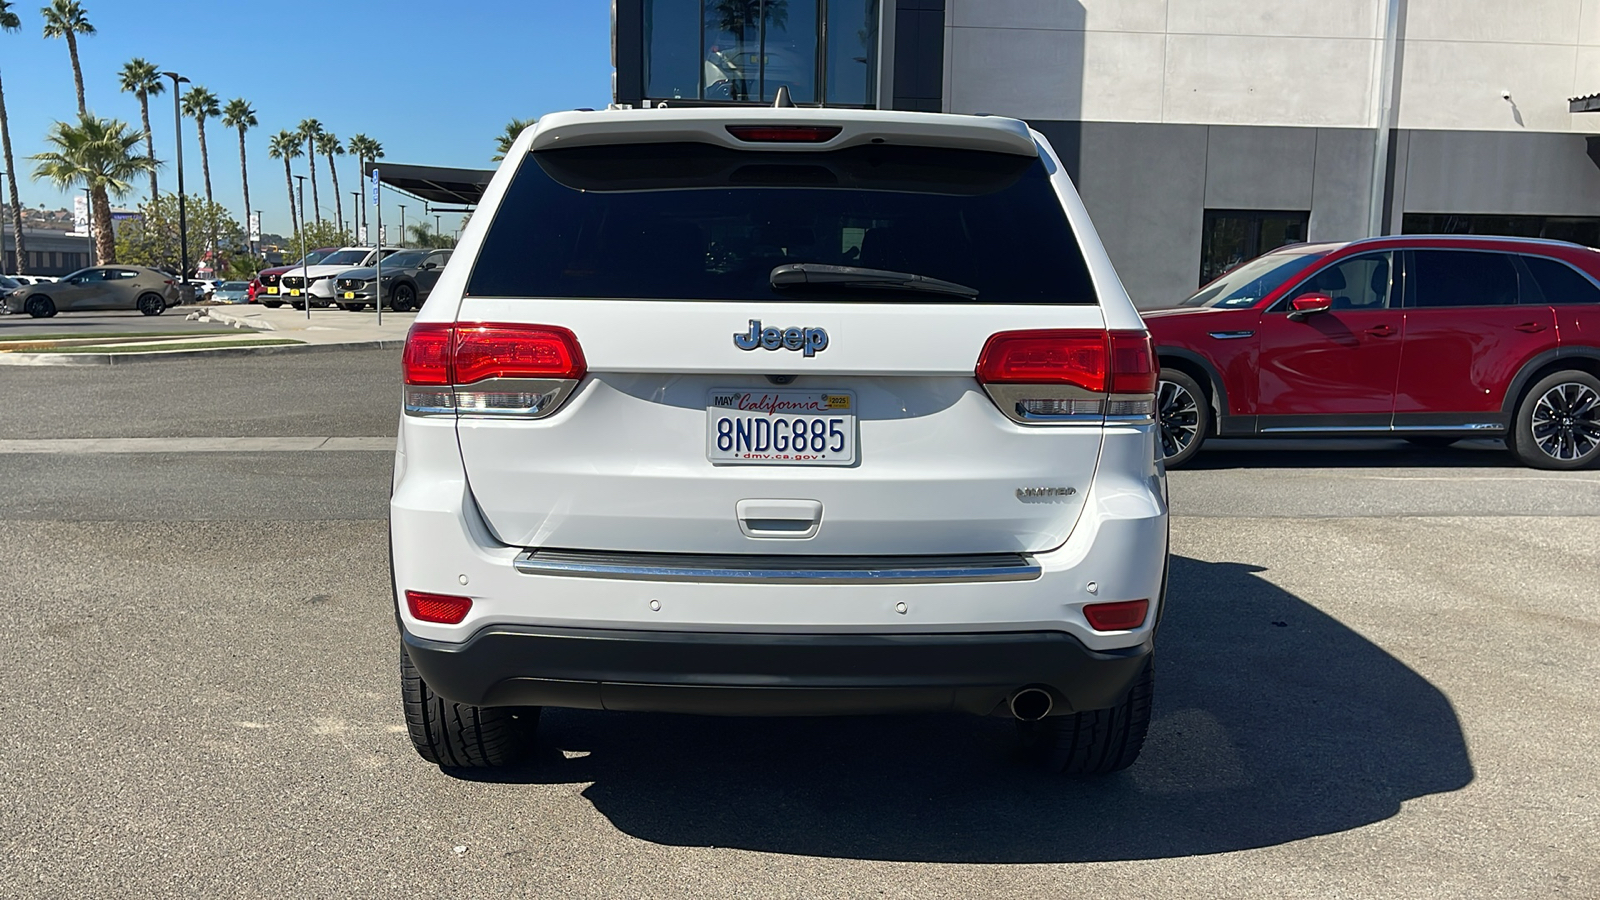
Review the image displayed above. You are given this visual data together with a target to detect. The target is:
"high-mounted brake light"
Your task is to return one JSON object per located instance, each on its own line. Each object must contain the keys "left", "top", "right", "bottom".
{"left": 403, "top": 322, "right": 586, "bottom": 419}
{"left": 725, "top": 125, "right": 842, "bottom": 143}
{"left": 975, "top": 329, "right": 1157, "bottom": 424}
{"left": 405, "top": 590, "right": 473, "bottom": 625}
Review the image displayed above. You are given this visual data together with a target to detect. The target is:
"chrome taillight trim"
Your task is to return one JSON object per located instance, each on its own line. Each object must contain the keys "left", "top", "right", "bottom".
{"left": 981, "top": 385, "right": 1156, "bottom": 425}
{"left": 404, "top": 377, "right": 579, "bottom": 419}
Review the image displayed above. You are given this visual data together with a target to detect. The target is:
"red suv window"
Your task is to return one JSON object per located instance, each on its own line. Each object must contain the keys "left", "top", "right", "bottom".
{"left": 1522, "top": 255, "right": 1600, "bottom": 305}
{"left": 1408, "top": 251, "right": 1520, "bottom": 307}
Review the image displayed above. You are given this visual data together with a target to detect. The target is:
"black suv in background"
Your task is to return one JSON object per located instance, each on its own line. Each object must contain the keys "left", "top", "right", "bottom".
{"left": 332, "top": 249, "right": 450, "bottom": 312}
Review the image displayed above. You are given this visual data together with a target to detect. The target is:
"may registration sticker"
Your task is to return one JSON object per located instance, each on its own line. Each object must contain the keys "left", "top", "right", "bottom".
{"left": 706, "top": 389, "right": 857, "bottom": 466}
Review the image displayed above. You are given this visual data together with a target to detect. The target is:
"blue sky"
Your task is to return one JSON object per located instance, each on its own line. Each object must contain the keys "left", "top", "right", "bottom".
{"left": 1, "top": 0, "right": 612, "bottom": 236}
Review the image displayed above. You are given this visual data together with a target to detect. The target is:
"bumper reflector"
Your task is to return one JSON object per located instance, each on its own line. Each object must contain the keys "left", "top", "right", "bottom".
{"left": 405, "top": 590, "right": 473, "bottom": 625}
{"left": 1083, "top": 599, "right": 1149, "bottom": 631}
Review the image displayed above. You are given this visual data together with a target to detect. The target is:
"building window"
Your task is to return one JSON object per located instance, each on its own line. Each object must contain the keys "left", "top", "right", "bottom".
{"left": 1402, "top": 213, "right": 1600, "bottom": 247}
{"left": 643, "top": 0, "right": 877, "bottom": 106}
{"left": 1199, "top": 209, "right": 1309, "bottom": 286}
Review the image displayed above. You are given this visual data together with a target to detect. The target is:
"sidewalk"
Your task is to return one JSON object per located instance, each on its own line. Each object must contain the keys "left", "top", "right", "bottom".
{"left": 195, "top": 303, "right": 418, "bottom": 345}
{"left": 0, "top": 303, "right": 415, "bottom": 365}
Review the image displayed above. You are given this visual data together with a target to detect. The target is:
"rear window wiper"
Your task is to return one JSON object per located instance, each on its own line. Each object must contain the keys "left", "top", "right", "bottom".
{"left": 770, "top": 263, "right": 979, "bottom": 299}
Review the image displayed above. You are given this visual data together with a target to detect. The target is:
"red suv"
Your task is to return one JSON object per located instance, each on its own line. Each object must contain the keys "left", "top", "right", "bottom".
{"left": 1145, "top": 236, "right": 1600, "bottom": 470}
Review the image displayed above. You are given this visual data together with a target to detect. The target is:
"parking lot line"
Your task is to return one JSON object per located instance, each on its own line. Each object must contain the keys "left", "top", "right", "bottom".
{"left": 0, "top": 437, "right": 393, "bottom": 453}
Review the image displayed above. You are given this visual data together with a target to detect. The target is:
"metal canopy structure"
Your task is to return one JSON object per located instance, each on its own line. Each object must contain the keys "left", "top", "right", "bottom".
{"left": 363, "top": 162, "right": 494, "bottom": 208}
{"left": 1569, "top": 93, "right": 1600, "bottom": 113}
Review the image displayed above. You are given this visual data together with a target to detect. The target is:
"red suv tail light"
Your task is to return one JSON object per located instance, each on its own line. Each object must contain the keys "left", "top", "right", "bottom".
{"left": 403, "top": 322, "right": 586, "bottom": 419}
{"left": 453, "top": 324, "right": 586, "bottom": 383}
{"left": 976, "top": 329, "right": 1156, "bottom": 424}
{"left": 976, "top": 330, "right": 1108, "bottom": 392}
{"left": 402, "top": 322, "right": 454, "bottom": 385}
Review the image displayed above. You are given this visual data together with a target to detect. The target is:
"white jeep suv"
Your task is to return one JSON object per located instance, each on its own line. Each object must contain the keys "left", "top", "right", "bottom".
{"left": 391, "top": 107, "right": 1169, "bottom": 774}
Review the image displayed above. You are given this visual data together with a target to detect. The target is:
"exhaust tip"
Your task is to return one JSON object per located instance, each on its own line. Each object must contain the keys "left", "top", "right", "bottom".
{"left": 1009, "top": 687, "right": 1054, "bottom": 721}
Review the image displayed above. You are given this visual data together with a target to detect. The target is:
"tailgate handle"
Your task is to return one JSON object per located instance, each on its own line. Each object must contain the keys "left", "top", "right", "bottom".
{"left": 737, "top": 499, "right": 823, "bottom": 540}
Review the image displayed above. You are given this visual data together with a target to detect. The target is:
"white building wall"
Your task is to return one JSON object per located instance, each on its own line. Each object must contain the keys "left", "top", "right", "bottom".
{"left": 945, "top": 0, "right": 1600, "bottom": 134}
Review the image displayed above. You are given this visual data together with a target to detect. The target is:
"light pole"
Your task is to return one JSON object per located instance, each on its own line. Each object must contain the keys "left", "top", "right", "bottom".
{"left": 351, "top": 191, "right": 361, "bottom": 242}
{"left": 295, "top": 174, "right": 309, "bottom": 321}
{"left": 162, "top": 72, "right": 191, "bottom": 297}
{"left": 83, "top": 187, "right": 94, "bottom": 267}
{"left": 398, "top": 204, "right": 407, "bottom": 247}
{"left": 0, "top": 168, "right": 6, "bottom": 274}
{"left": 253, "top": 209, "right": 262, "bottom": 259}
{"left": 434, "top": 213, "right": 441, "bottom": 248}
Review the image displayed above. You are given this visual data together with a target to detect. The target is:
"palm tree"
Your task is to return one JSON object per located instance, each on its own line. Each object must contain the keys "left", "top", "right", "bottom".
{"left": 492, "top": 117, "right": 536, "bottom": 162}
{"left": 346, "top": 133, "right": 381, "bottom": 232}
{"left": 116, "top": 57, "right": 162, "bottom": 200}
{"left": 221, "top": 98, "right": 256, "bottom": 243}
{"left": 30, "top": 113, "right": 155, "bottom": 264}
{"left": 180, "top": 85, "right": 218, "bottom": 206}
{"left": 316, "top": 131, "right": 343, "bottom": 233}
{"left": 267, "top": 129, "right": 301, "bottom": 234}
{"left": 0, "top": 0, "right": 27, "bottom": 273}
{"left": 40, "top": 0, "right": 94, "bottom": 117}
{"left": 406, "top": 221, "right": 453, "bottom": 249}
{"left": 296, "top": 118, "right": 322, "bottom": 224}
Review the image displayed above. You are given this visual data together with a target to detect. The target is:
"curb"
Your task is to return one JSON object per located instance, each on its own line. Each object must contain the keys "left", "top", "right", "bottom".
{"left": 0, "top": 338, "right": 405, "bottom": 366}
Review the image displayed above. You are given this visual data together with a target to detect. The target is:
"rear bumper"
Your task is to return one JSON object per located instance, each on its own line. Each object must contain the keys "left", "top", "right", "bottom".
{"left": 402, "top": 624, "right": 1152, "bottom": 717}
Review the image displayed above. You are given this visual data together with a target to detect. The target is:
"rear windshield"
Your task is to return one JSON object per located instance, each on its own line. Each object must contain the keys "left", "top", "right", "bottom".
{"left": 466, "top": 142, "right": 1095, "bottom": 304}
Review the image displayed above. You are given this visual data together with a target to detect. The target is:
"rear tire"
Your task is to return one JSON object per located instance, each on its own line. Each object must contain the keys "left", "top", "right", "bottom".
{"left": 137, "top": 293, "right": 165, "bottom": 316}
{"left": 389, "top": 283, "right": 417, "bottom": 313}
{"left": 1018, "top": 661, "right": 1153, "bottom": 775}
{"left": 1156, "top": 368, "right": 1209, "bottom": 468}
{"left": 400, "top": 642, "right": 535, "bottom": 768}
{"left": 339, "top": 302, "right": 364, "bottom": 312}
{"left": 263, "top": 300, "right": 283, "bottom": 308}
{"left": 24, "top": 296, "right": 55, "bottom": 318}
{"left": 1510, "top": 370, "right": 1600, "bottom": 470}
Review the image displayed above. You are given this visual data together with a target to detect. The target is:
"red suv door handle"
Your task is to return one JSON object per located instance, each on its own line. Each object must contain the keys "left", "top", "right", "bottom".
{"left": 1514, "top": 322, "right": 1546, "bottom": 333}
{"left": 1364, "top": 324, "right": 1397, "bottom": 337}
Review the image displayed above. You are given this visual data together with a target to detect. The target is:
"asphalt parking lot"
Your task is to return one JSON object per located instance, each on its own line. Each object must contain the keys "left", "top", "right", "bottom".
{"left": 1, "top": 351, "right": 1596, "bottom": 899}
{"left": 0, "top": 306, "right": 242, "bottom": 337}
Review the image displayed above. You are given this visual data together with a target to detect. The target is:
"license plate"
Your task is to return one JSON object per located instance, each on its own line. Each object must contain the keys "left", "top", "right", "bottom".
{"left": 289, "top": 289, "right": 301, "bottom": 296}
{"left": 707, "top": 389, "right": 856, "bottom": 466}
{"left": 266, "top": 286, "right": 277, "bottom": 294}
{"left": 343, "top": 292, "right": 354, "bottom": 299}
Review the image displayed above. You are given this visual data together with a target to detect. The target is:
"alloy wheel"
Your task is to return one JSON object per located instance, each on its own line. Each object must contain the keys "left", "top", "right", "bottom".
{"left": 1530, "top": 381, "right": 1600, "bottom": 462}
{"left": 1157, "top": 379, "right": 1201, "bottom": 460}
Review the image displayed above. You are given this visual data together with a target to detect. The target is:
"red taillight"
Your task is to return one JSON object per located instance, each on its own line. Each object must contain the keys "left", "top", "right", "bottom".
{"left": 402, "top": 322, "right": 454, "bottom": 386}
{"left": 725, "top": 125, "right": 842, "bottom": 143}
{"left": 1109, "top": 330, "right": 1156, "bottom": 395}
{"left": 453, "top": 324, "right": 586, "bottom": 384}
{"left": 405, "top": 590, "right": 473, "bottom": 625}
{"left": 1083, "top": 599, "right": 1149, "bottom": 632}
{"left": 975, "top": 330, "right": 1108, "bottom": 393}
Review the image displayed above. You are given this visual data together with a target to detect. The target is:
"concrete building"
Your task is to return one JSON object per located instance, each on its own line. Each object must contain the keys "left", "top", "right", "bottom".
{"left": 3, "top": 228, "right": 93, "bottom": 277}
{"left": 613, "top": 0, "right": 1600, "bottom": 306}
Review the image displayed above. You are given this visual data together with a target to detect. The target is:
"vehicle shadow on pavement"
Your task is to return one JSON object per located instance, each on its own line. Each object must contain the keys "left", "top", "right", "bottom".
{"left": 1189, "top": 438, "right": 1518, "bottom": 470}
{"left": 448, "top": 555, "right": 1475, "bottom": 862}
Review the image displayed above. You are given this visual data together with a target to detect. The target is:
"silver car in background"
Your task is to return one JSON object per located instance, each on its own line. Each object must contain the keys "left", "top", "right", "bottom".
{"left": 4, "top": 266, "right": 180, "bottom": 318}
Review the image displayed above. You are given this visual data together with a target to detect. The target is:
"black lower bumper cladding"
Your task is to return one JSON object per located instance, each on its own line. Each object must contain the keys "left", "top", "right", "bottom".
{"left": 403, "top": 625, "right": 1151, "bottom": 718}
